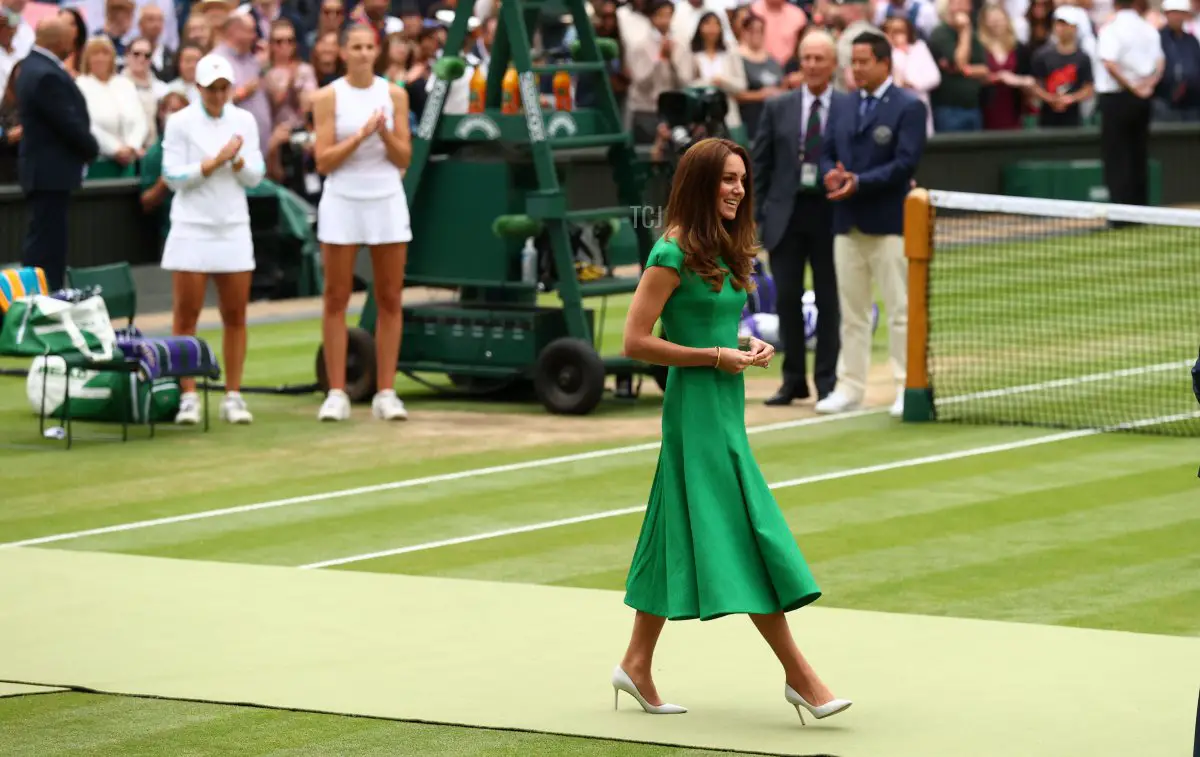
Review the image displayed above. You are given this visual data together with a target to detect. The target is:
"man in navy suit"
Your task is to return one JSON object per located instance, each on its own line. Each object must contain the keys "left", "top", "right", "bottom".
{"left": 751, "top": 30, "right": 855, "bottom": 406}
{"left": 815, "top": 30, "right": 927, "bottom": 419}
{"left": 15, "top": 18, "right": 100, "bottom": 291}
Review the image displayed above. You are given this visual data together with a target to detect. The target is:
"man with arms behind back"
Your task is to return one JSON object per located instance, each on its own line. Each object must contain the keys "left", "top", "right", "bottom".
{"left": 15, "top": 18, "right": 99, "bottom": 290}
{"left": 816, "top": 31, "right": 927, "bottom": 419}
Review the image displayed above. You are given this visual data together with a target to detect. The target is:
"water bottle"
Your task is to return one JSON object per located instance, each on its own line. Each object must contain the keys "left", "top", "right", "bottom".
{"left": 521, "top": 237, "right": 538, "bottom": 285}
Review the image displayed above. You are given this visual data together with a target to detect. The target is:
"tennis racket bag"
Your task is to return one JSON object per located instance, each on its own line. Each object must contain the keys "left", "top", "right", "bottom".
{"left": 25, "top": 353, "right": 180, "bottom": 423}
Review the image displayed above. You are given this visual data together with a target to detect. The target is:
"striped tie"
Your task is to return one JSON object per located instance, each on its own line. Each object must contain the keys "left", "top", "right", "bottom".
{"left": 804, "top": 99, "right": 822, "bottom": 160}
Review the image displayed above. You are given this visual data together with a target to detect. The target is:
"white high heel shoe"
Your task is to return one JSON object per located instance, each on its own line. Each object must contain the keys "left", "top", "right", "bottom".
{"left": 611, "top": 666, "right": 687, "bottom": 714}
{"left": 784, "top": 684, "right": 852, "bottom": 725}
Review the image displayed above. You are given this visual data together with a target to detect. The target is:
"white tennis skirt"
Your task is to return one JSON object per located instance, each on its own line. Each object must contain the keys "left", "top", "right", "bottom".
{"left": 161, "top": 221, "right": 255, "bottom": 273}
{"left": 317, "top": 190, "right": 413, "bottom": 246}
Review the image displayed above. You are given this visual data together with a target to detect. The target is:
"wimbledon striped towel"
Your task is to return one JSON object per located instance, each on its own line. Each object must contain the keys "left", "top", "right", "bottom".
{"left": 115, "top": 327, "right": 221, "bottom": 381}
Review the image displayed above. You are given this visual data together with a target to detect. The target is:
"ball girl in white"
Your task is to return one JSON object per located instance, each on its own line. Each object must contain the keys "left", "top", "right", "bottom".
{"left": 161, "top": 54, "right": 265, "bottom": 425}
{"left": 311, "top": 24, "right": 413, "bottom": 422}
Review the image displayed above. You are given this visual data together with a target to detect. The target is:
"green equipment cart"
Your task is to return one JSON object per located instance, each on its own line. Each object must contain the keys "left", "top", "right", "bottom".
{"left": 315, "top": 0, "right": 667, "bottom": 415}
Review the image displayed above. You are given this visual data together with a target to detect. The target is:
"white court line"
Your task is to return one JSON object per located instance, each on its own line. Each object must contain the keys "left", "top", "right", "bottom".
{"left": 0, "top": 408, "right": 883, "bottom": 550}
{"left": 296, "top": 410, "right": 1200, "bottom": 570}
{"left": 5, "top": 358, "right": 1192, "bottom": 552}
{"left": 937, "top": 361, "right": 1191, "bottom": 405}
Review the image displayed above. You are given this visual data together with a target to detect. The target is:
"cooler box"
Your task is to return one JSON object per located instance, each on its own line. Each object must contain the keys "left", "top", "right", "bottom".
{"left": 1003, "top": 159, "right": 1162, "bottom": 206}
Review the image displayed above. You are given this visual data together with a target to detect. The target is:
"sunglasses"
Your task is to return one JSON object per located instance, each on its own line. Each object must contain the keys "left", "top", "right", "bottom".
{"left": 271, "top": 36, "right": 295, "bottom": 44}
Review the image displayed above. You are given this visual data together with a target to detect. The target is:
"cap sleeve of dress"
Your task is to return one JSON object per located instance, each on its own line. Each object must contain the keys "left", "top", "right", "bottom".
{"left": 645, "top": 237, "right": 685, "bottom": 273}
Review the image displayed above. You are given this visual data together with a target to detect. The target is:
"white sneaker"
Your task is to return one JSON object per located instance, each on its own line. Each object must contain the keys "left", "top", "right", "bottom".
{"left": 318, "top": 389, "right": 352, "bottom": 421}
{"left": 220, "top": 392, "right": 253, "bottom": 424}
{"left": 814, "top": 391, "right": 861, "bottom": 415}
{"left": 371, "top": 389, "right": 408, "bottom": 421}
{"left": 175, "top": 392, "right": 201, "bottom": 425}
{"left": 890, "top": 392, "right": 905, "bottom": 418}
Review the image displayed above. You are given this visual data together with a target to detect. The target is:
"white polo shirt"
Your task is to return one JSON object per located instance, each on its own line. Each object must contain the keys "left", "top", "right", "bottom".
{"left": 1094, "top": 8, "right": 1164, "bottom": 93}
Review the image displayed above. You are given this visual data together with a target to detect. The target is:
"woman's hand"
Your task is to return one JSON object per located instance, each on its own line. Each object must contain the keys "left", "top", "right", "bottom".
{"left": 216, "top": 134, "right": 244, "bottom": 164}
{"left": 745, "top": 337, "right": 774, "bottom": 368}
{"left": 716, "top": 347, "right": 756, "bottom": 374}
{"left": 357, "top": 108, "right": 385, "bottom": 139}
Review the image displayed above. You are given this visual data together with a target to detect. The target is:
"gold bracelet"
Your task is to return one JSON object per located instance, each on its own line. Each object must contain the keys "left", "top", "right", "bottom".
{"left": 714, "top": 347, "right": 722, "bottom": 367}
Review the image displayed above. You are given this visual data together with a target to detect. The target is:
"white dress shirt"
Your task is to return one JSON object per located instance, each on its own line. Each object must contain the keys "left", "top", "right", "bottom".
{"left": 1095, "top": 8, "right": 1164, "bottom": 93}
{"left": 162, "top": 102, "right": 265, "bottom": 227}
{"left": 861, "top": 76, "right": 894, "bottom": 105}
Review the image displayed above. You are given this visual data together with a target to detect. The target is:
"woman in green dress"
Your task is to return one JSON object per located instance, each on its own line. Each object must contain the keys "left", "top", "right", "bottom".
{"left": 613, "top": 137, "right": 852, "bottom": 725}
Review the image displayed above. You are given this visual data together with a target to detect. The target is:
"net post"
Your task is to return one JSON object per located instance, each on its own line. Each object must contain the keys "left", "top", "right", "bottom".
{"left": 903, "top": 188, "right": 935, "bottom": 422}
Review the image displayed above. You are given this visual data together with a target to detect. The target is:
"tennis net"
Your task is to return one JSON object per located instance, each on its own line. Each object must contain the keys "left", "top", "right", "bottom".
{"left": 904, "top": 190, "right": 1200, "bottom": 437}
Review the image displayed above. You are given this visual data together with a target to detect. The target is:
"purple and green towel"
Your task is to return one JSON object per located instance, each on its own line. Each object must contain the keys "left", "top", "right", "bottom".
{"left": 115, "top": 327, "right": 220, "bottom": 381}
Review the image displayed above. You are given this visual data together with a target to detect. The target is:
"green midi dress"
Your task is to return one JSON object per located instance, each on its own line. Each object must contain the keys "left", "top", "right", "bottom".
{"left": 623, "top": 236, "right": 822, "bottom": 622}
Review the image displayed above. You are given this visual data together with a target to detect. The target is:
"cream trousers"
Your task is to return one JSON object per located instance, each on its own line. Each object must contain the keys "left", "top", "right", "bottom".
{"left": 833, "top": 229, "right": 908, "bottom": 403}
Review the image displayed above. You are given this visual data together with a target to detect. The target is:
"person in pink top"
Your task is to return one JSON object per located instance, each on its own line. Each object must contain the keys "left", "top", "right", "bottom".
{"left": 883, "top": 15, "right": 940, "bottom": 135}
{"left": 750, "top": 0, "right": 807, "bottom": 66}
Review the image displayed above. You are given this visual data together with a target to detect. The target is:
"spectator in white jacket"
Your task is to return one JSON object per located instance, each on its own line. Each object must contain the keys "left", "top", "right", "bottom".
{"left": 161, "top": 53, "right": 264, "bottom": 427}
{"left": 76, "top": 36, "right": 148, "bottom": 176}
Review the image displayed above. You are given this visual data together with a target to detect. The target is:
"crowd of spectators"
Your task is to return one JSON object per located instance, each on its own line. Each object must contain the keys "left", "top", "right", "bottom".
{"left": 0, "top": 0, "right": 1198, "bottom": 184}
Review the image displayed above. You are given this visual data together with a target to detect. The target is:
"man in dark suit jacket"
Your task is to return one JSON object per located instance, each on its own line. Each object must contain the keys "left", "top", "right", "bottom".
{"left": 15, "top": 18, "right": 100, "bottom": 291}
{"left": 815, "top": 30, "right": 927, "bottom": 419}
{"left": 751, "top": 30, "right": 854, "bottom": 406}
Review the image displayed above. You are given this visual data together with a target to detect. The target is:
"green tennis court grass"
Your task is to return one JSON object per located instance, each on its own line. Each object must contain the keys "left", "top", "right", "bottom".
{"left": 927, "top": 219, "right": 1200, "bottom": 433}
{"left": 0, "top": 301, "right": 1196, "bottom": 756}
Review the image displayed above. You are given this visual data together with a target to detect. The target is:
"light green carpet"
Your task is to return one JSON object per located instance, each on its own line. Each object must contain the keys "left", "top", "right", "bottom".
{"left": 0, "top": 547, "right": 1195, "bottom": 757}
{"left": 0, "top": 683, "right": 65, "bottom": 698}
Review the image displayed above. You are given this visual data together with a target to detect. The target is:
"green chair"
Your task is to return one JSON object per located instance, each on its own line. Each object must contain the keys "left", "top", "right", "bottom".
{"left": 65, "top": 262, "right": 219, "bottom": 445}
{"left": 31, "top": 264, "right": 143, "bottom": 449}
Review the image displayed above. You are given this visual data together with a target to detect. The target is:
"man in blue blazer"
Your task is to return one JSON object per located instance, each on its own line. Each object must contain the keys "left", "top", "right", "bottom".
{"left": 15, "top": 17, "right": 100, "bottom": 291}
{"left": 815, "top": 30, "right": 927, "bottom": 419}
{"left": 751, "top": 30, "right": 856, "bottom": 407}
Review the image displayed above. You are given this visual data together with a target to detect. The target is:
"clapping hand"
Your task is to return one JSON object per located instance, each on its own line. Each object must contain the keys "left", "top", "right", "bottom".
{"left": 357, "top": 109, "right": 387, "bottom": 139}
{"left": 745, "top": 337, "right": 774, "bottom": 368}
{"left": 824, "top": 162, "right": 845, "bottom": 192}
{"left": 216, "top": 135, "right": 243, "bottom": 164}
{"left": 825, "top": 161, "right": 857, "bottom": 201}
{"left": 375, "top": 109, "right": 391, "bottom": 136}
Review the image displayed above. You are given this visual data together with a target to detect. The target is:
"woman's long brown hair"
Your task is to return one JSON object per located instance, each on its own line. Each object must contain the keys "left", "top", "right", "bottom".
{"left": 662, "top": 138, "right": 758, "bottom": 293}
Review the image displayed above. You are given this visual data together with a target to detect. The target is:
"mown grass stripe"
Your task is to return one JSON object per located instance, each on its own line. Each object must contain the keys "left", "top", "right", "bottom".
{"left": 828, "top": 508, "right": 1199, "bottom": 608}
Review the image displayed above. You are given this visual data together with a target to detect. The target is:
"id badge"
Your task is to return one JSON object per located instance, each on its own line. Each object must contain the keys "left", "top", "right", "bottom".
{"left": 800, "top": 162, "right": 818, "bottom": 190}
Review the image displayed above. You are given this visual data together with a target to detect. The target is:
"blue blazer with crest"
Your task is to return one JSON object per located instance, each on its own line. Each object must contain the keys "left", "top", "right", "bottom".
{"left": 819, "top": 82, "right": 927, "bottom": 237}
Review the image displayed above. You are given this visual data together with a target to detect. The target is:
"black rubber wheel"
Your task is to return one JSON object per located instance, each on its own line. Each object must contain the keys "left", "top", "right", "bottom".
{"left": 447, "top": 374, "right": 537, "bottom": 401}
{"left": 315, "top": 326, "right": 377, "bottom": 403}
{"left": 534, "top": 337, "right": 606, "bottom": 415}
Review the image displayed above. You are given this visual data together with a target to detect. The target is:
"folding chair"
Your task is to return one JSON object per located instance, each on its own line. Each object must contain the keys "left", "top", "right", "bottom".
{"left": 65, "top": 263, "right": 221, "bottom": 445}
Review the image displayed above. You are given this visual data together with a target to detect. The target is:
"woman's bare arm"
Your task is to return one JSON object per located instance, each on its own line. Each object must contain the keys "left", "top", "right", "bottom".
{"left": 623, "top": 267, "right": 721, "bottom": 367}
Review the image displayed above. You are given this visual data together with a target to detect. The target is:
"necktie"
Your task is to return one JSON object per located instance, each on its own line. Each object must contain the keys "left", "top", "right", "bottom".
{"left": 859, "top": 94, "right": 877, "bottom": 118}
{"left": 803, "top": 99, "right": 822, "bottom": 160}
